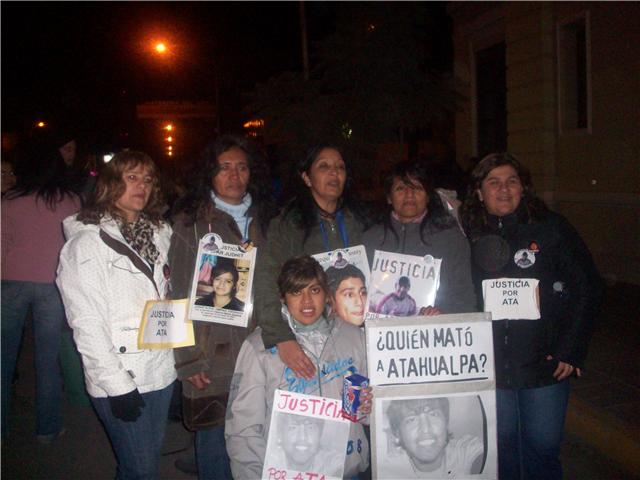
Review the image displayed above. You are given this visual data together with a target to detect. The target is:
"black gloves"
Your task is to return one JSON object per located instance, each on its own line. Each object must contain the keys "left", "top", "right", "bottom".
{"left": 109, "top": 389, "right": 146, "bottom": 422}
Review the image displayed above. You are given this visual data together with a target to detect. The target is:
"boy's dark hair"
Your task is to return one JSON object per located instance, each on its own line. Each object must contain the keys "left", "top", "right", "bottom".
{"left": 277, "top": 255, "right": 328, "bottom": 297}
{"left": 387, "top": 397, "right": 450, "bottom": 435}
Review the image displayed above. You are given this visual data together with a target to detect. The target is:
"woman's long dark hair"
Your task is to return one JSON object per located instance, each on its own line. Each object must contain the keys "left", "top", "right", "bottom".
{"left": 281, "top": 143, "right": 370, "bottom": 244}
{"left": 173, "top": 134, "right": 278, "bottom": 236}
{"left": 4, "top": 134, "right": 80, "bottom": 209}
{"left": 460, "top": 152, "right": 549, "bottom": 235}
{"left": 375, "top": 161, "right": 456, "bottom": 247}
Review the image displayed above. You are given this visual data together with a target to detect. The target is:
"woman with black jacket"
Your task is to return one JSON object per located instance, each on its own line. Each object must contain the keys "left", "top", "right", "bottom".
{"left": 460, "top": 153, "right": 602, "bottom": 480}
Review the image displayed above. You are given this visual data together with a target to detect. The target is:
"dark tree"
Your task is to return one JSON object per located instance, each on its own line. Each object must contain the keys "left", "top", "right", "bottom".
{"left": 246, "top": 3, "right": 460, "bottom": 177}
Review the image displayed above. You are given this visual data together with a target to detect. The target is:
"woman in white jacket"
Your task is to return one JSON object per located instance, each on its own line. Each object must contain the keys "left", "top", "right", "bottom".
{"left": 57, "top": 151, "right": 176, "bottom": 480}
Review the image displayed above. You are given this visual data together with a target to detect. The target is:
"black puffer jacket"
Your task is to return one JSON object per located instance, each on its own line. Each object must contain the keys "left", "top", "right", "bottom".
{"left": 469, "top": 204, "right": 602, "bottom": 389}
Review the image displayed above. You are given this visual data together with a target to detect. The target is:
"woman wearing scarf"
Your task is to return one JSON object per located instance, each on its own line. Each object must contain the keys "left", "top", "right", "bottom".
{"left": 169, "top": 135, "right": 277, "bottom": 479}
{"left": 253, "top": 144, "right": 370, "bottom": 379}
{"left": 57, "top": 151, "right": 175, "bottom": 479}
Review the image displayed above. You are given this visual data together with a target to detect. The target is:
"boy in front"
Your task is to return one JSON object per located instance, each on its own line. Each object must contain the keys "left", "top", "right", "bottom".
{"left": 225, "top": 255, "right": 371, "bottom": 479}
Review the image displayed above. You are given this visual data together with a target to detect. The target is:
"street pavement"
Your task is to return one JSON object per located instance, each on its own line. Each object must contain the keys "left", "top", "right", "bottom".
{"left": 2, "top": 283, "right": 638, "bottom": 479}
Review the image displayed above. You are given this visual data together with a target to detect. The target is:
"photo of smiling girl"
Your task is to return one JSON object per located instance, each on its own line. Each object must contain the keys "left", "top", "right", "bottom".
{"left": 195, "top": 259, "right": 245, "bottom": 312}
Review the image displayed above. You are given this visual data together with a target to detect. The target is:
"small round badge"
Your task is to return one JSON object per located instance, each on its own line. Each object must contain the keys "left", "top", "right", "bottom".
{"left": 202, "top": 233, "right": 223, "bottom": 252}
{"left": 332, "top": 249, "right": 349, "bottom": 269}
{"left": 514, "top": 249, "right": 535, "bottom": 269}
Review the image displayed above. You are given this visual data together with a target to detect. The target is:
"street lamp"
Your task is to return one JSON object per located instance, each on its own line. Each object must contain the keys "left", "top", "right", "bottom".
{"left": 145, "top": 37, "right": 220, "bottom": 134}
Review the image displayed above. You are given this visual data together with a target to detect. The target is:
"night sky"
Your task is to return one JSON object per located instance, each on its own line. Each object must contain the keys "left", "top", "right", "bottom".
{"left": 2, "top": 2, "right": 451, "bottom": 159}
{"left": 2, "top": 2, "right": 337, "bottom": 135}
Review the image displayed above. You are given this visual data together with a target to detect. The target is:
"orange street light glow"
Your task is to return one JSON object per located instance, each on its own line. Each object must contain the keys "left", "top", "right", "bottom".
{"left": 168, "top": 151, "right": 173, "bottom": 156}
{"left": 36, "top": 121, "right": 46, "bottom": 128}
{"left": 164, "top": 124, "right": 174, "bottom": 131}
{"left": 167, "top": 146, "right": 173, "bottom": 151}
{"left": 166, "top": 136, "right": 173, "bottom": 142}
{"left": 155, "top": 43, "right": 167, "bottom": 54}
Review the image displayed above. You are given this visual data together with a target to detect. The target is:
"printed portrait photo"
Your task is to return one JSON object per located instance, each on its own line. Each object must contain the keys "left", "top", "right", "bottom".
{"left": 375, "top": 393, "right": 496, "bottom": 479}
{"left": 264, "top": 411, "right": 348, "bottom": 478}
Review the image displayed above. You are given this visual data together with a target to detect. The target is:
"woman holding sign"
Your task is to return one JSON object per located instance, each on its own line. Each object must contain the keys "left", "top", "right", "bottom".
{"left": 362, "top": 161, "right": 476, "bottom": 315}
{"left": 460, "top": 153, "right": 602, "bottom": 480}
{"left": 57, "top": 151, "right": 175, "bottom": 479}
{"left": 169, "top": 135, "right": 277, "bottom": 479}
{"left": 253, "top": 143, "right": 371, "bottom": 379}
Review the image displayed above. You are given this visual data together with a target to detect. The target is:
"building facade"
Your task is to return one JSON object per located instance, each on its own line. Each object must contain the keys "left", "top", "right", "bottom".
{"left": 449, "top": 1, "right": 639, "bottom": 284}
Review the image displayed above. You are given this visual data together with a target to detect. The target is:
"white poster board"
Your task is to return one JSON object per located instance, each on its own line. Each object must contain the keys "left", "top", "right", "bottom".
{"left": 188, "top": 233, "right": 256, "bottom": 327}
{"left": 366, "top": 313, "right": 495, "bottom": 386}
{"left": 138, "top": 299, "right": 195, "bottom": 349}
{"left": 367, "top": 313, "right": 497, "bottom": 479}
{"left": 365, "top": 250, "right": 442, "bottom": 320}
{"left": 372, "top": 387, "right": 497, "bottom": 479}
{"left": 263, "top": 390, "right": 350, "bottom": 480}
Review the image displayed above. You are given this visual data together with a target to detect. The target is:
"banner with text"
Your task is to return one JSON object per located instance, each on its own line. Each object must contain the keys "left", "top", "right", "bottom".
{"left": 263, "top": 390, "right": 350, "bottom": 480}
{"left": 365, "top": 250, "right": 442, "bottom": 320}
{"left": 365, "top": 313, "right": 494, "bottom": 386}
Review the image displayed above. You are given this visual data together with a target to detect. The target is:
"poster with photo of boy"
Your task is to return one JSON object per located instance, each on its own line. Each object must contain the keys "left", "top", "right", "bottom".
{"left": 372, "top": 387, "right": 497, "bottom": 479}
{"left": 365, "top": 250, "right": 442, "bottom": 320}
{"left": 188, "top": 233, "right": 256, "bottom": 328}
{"left": 263, "top": 390, "right": 350, "bottom": 480}
{"left": 312, "top": 245, "right": 370, "bottom": 326}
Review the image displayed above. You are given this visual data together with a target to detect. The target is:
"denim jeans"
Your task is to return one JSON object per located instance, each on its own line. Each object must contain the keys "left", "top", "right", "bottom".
{"left": 92, "top": 383, "right": 174, "bottom": 480}
{"left": 496, "top": 381, "right": 570, "bottom": 480}
{"left": 1, "top": 280, "right": 64, "bottom": 438}
{"left": 195, "top": 425, "right": 232, "bottom": 480}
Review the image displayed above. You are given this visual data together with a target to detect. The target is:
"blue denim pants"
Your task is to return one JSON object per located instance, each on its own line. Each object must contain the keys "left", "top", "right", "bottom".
{"left": 195, "top": 425, "right": 232, "bottom": 480}
{"left": 1, "top": 280, "right": 64, "bottom": 438}
{"left": 91, "top": 383, "right": 174, "bottom": 480}
{"left": 496, "top": 380, "right": 570, "bottom": 480}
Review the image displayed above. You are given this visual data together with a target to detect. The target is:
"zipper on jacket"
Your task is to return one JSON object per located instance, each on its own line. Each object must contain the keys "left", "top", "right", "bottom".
{"left": 401, "top": 224, "right": 407, "bottom": 253}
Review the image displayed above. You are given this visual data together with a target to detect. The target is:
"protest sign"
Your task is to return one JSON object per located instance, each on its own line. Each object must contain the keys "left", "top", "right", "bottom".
{"left": 188, "top": 233, "right": 256, "bottom": 328}
{"left": 365, "top": 250, "right": 442, "bottom": 320}
{"left": 313, "top": 245, "right": 370, "bottom": 326}
{"left": 138, "top": 299, "right": 195, "bottom": 349}
{"left": 366, "top": 313, "right": 494, "bottom": 386}
{"left": 371, "top": 387, "right": 497, "bottom": 479}
{"left": 482, "top": 278, "right": 540, "bottom": 320}
{"left": 263, "top": 390, "right": 350, "bottom": 480}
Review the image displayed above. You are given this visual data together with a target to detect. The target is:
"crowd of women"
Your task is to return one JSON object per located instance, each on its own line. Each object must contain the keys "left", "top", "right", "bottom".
{"left": 1, "top": 132, "right": 602, "bottom": 480}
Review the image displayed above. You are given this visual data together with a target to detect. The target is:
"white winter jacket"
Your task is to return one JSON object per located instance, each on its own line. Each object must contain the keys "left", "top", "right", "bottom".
{"left": 56, "top": 214, "right": 176, "bottom": 398}
{"left": 225, "top": 316, "right": 369, "bottom": 479}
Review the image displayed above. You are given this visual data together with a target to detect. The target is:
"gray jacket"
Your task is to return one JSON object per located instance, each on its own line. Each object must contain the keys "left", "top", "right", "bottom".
{"left": 225, "top": 316, "right": 369, "bottom": 479}
{"left": 362, "top": 215, "right": 477, "bottom": 314}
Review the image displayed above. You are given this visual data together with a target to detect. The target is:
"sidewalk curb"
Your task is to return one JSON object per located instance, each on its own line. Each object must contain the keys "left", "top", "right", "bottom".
{"left": 565, "top": 394, "right": 640, "bottom": 476}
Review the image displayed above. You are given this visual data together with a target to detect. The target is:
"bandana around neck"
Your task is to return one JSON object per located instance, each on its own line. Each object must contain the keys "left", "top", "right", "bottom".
{"left": 210, "top": 191, "right": 253, "bottom": 239}
{"left": 118, "top": 213, "right": 159, "bottom": 265}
